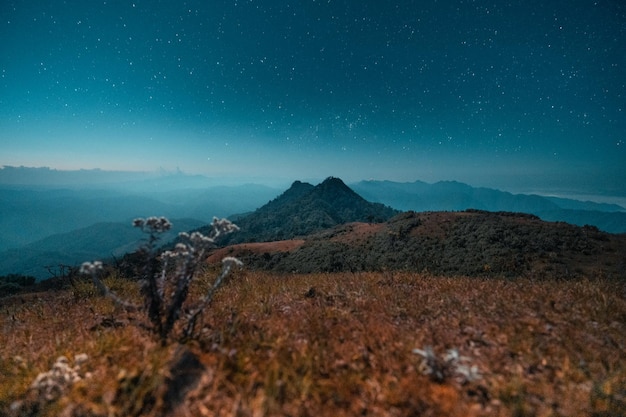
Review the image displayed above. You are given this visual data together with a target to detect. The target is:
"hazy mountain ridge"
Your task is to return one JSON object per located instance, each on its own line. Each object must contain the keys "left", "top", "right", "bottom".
{"left": 0, "top": 166, "right": 158, "bottom": 186}
{"left": 0, "top": 188, "right": 175, "bottom": 250}
{"left": 543, "top": 196, "right": 624, "bottom": 212}
{"left": 214, "top": 177, "right": 400, "bottom": 244}
{"left": 350, "top": 180, "right": 626, "bottom": 233}
{"left": 0, "top": 218, "right": 205, "bottom": 280}
{"left": 0, "top": 183, "right": 280, "bottom": 251}
{"left": 0, "top": 172, "right": 281, "bottom": 279}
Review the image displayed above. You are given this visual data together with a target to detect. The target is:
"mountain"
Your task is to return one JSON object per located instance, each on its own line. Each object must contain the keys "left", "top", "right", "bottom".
{"left": 350, "top": 180, "right": 626, "bottom": 234}
{"left": 0, "top": 183, "right": 280, "bottom": 251}
{"left": 543, "top": 196, "right": 625, "bottom": 212}
{"left": 215, "top": 177, "right": 400, "bottom": 244}
{"left": 0, "top": 166, "right": 159, "bottom": 187}
{"left": 0, "top": 188, "right": 175, "bottom": 251}
{"left": 0, "top": 218, "right": 205, "bottom": 280}
{"left": 208, "top": 210, "right": 626, "bottom": 279}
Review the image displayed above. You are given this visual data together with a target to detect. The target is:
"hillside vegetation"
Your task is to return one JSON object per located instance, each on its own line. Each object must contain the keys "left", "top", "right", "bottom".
{"left": 210, "top": 210, "right": 626, "bottom": 279}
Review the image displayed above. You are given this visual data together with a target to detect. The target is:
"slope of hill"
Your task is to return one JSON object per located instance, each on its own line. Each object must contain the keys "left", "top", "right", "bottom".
{"left": 215, "top": 177, "right": 399, "bottom": 244}
{"left": 350, "top": 180, "right": 626, "bottom": 233}
{"left": 209, "top": 210, "right": 626, "bottom": 279}
{"left": 0, "top": 218, "right": 205, "bottom": 280}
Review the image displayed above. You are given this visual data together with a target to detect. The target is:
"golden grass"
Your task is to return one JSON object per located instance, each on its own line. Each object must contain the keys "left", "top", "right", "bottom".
{"left": 1, "top": 270, "right": 625, "bottom": 416}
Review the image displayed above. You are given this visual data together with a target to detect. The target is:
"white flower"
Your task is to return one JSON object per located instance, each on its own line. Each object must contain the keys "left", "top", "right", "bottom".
{"left": 29, "top": 354, "right": 90, "bottom": 402}
{"left": 80, "top": 261, "right": 103, "bottom": 275}
{"left": 133, "top": 216, "right": 172, "bottom": 232}
{"left": 222, "top": 257, "right": 243, "bottom": 267}
{"left": 412, "top": 346, "right": 481, "bottom": 383}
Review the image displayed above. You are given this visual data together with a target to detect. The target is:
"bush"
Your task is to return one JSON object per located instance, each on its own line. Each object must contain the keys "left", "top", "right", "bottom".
{"left": 0, "top": 274, "right": 36, "bottom": 297}
{"left": 80, "top": 216, "right": 241, "bottom": 345}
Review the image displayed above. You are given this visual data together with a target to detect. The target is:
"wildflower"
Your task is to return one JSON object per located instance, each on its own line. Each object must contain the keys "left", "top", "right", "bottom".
{"left": 133, "top": 216, "right": 172, "bottom": 233}
{"left": 412, "top": 346, "right": 481, "bottom": 384}
{"left": 211, "top": 216, "right": 240, "bottom": 239}
{"left": 74, "top": 353, "right": 89, "bottom": 366}
{"left": 222, "top": 256, "right": 244, "bottom": 267}
{"left": 80, "top": 261, "right": 107, "bottom": 296}
{"left": 81, "top": 215, "right": 241, "bottom": 344}
{"left": 189, "top": 231, "right": 214, "bottom": 245}
{"left": 79, "top": 261, "right": 102, "bottom": 275}
{"left": 29, "top": 354, "right": 90, "bottom": 402}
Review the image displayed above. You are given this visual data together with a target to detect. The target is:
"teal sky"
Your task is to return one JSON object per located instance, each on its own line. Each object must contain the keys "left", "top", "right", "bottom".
{"left": 1, "top": 1, "right": 625, "bottom": 195}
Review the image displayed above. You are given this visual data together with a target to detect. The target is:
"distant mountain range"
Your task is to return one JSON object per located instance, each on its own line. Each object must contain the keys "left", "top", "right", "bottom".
{"left": 0, "top": 183, "right": 280, "bottom": 251}
{"left": 0, "top": 172, "right": 280, "bottom": 279}
{"left": 350, "top": 180, "right": 626, "bottom": 234}
{"left": 1, "top": 173, "right": 625, "bottom": 281}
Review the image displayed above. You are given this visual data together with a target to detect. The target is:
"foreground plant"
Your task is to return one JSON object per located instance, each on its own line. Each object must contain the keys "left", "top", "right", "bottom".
{"left": 80, "top": 216, "right": 241, "bottom": 345}
{"left": 30, "top": 354, "right": 90, "bottom": 402}
{"left": 413, "top": 346, "right": 481, "bottom": 384}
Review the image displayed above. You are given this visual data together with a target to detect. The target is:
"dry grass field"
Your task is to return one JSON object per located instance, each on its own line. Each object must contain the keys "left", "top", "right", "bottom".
{"left": 1, "top": 268, "right": 625, "bottom": 417}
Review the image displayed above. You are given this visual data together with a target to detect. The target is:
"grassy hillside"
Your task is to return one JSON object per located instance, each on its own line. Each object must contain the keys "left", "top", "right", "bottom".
{"left": 210, "top": 210, "right": 626, "bottom": 279}
{"left": 2, "top": 207, "right": 625, "bottom": 416}
{"left": 1, "top": 270, "right": 625, "bottom": 416}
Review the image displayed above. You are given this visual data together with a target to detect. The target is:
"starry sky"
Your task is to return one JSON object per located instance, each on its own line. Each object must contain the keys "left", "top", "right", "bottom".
{"left": 1, "top": 1, "right": 625, "bottom": 196}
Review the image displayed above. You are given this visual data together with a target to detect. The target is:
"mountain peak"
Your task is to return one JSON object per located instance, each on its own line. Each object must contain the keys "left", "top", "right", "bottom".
{"left": 320, "top": 176, "right": 347, "bottom": 187}
{"left": 220, "top": 177, "right": 399, "bottom": 243}
{"left": 312, "top": 176, "right": 361, "bottom": 197}
{"left": 265, "top": 180, "right": 314, "bottom": 209}
{"left": 289, "top": 180, "right": 314, "bottom": 192}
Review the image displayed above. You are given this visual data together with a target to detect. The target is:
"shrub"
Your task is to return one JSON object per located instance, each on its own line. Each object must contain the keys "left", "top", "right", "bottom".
{"left": 80, "top": 216, "right": 241, "bottom": 345}
{"left": 0, "top": 274, "right": 36, "bottom": 297}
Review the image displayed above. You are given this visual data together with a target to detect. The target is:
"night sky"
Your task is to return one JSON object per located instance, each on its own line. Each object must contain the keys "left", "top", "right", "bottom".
{"left": 1, "top": 1, "right": 625, "bottom": 196}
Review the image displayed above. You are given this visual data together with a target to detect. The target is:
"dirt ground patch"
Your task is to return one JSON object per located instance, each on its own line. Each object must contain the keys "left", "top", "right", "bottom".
{"left": 207, "top": 239, "right": 306, "bottom": 263}
{"left": 326, "top": 222, "right": 386, "bottom": 244}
